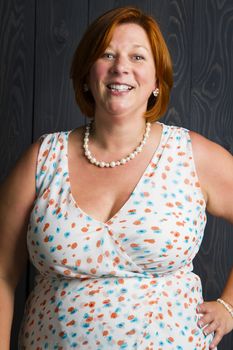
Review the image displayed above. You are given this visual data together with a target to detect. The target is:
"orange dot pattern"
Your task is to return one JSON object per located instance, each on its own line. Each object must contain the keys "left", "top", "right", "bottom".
{"left": 19, "top": 123, "right": 214, "bottom": 349}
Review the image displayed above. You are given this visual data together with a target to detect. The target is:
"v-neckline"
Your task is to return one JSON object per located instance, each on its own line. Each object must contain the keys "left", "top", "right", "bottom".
{"left": 66, "top": 122, "right": 167, "bottom": 226}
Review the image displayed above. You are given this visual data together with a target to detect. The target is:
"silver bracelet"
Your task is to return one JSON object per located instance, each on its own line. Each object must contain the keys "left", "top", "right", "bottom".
{"left": 217, "top": 298, "right": 233, "bottom": 318}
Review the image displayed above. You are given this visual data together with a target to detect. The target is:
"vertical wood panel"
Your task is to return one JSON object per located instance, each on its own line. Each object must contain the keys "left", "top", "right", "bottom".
{"left": 89, "top": 0, "right": 153, "bottom": 22}
{"left": 0, "top": 0, "right": 35, "bottom": 178}
{"left": 28, "top": 0, "right": 89, "bottom": 313}
{"left": 190, "top": 1, "right": 233, "bottom": 349}
{"left": 190, "top": 0, "right": 233, "bottom": 147}
{"left": 149, "top": 0, "right": 194, "bottom": 128}
{"left": 33, "top": 0, "right": 88, "bottom": 139}
{"left": 0, "top": 1, "right": 36, "bottom": 349}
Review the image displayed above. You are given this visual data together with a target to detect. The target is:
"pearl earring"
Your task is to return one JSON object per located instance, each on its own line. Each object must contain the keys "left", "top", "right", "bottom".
{"left": 83, "top": 83, "right": 89, "bottom": 92}
{"left": 153, "top": 88, "right": 159, "bottom": 97}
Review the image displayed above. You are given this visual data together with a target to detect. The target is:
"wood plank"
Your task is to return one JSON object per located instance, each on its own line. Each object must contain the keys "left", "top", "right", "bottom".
{"left": 0, "top": 1, "right": 36, "bottom": 348}
{"left": 33, "top": 0, "right": 88, "bottom": 138}
{"left": 0, "top": 0, "right": 35, "bottom": 179}
{"left": 149, "top": 0, "right": 194, "bottom": 127}
{"left": 27, "top": 0, "right": 89, "bottom": 316}
{"left": 191, "top": 1, "right": 233, "bottom": 349}
{"left": 190, "top": 0, "right": 233, "bottom": 148}
{"left": 89, "top": 0, "right": 153, "bottom": 22}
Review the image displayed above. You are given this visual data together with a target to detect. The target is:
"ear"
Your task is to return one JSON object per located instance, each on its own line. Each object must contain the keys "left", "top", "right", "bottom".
{"left": 154, "top": 77, "right": 159, "bottom": 90}
{"left": 84, "top": 73, "right": 91, "bottom": 92}
{"left": 151, "top": 78, "right": 158, "bottom": 96}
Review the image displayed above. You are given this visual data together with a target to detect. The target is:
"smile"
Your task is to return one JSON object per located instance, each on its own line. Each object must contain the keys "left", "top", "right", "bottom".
{"left": 107, "top": 84, "right": 133, "bottom": 92}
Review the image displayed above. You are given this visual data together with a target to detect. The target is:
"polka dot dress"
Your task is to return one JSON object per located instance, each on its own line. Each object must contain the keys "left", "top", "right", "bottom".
{"left": 19, "top": 123, "right": 214, "bottom": 349}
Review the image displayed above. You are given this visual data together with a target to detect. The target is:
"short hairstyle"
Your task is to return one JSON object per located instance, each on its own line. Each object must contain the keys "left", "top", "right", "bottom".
{"left": 70, "top": 6, "right": 173, "bottom": 122}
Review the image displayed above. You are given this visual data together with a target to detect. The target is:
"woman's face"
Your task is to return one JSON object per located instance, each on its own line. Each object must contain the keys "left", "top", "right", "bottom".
{"left": 88, "top": 23, "right": 157, "bottom": 119}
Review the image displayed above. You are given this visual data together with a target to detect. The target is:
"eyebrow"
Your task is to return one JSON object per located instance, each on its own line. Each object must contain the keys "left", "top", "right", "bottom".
{"left": 107, "top": 44, "right": 150, "bottom": 52}
{"left": 132, "top": 44, "right": 149, "bottom": 52}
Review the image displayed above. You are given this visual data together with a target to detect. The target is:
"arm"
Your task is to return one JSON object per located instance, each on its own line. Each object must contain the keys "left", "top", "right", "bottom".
{"left": 190, "top": 131, "right": 233, "bottom": 349}
{"left": 0, "top": 141, "right": 40, "bottom": 349}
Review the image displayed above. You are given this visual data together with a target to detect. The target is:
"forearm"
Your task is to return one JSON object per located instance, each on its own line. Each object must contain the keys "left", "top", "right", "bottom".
{"left": 220, "top": 266, "right": 233, "bottom": 306}
{"left": 0, "top": 278, "right": 15, "bottom": 350}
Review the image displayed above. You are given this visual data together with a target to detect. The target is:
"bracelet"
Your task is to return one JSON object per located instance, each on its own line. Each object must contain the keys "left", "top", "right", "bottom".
{"left": 217, "top": 298, "right": 233, "bottom": 318}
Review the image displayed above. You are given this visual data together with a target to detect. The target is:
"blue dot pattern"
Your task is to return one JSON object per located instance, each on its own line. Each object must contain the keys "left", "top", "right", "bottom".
{"left": 19, "top": 123, "right": 214, "bottom": 349}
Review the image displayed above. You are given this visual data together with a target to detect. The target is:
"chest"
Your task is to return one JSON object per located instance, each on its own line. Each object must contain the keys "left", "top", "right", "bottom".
{"left": 69, "top": 149, "right": 155, "bottom": 223}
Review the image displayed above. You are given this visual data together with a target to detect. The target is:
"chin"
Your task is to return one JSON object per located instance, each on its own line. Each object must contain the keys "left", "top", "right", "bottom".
{"left": 105, "top": 103, "right": 134, "bottom": 116}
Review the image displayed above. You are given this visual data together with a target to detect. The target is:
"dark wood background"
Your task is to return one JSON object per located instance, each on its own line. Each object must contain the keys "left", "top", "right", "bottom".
{"left": 0, "top": 0, "right": 232, "bottom": 349}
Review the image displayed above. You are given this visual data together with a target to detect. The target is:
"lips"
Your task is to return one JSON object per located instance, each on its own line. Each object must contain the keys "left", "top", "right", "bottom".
{"left": 107, "top": 83, "right": 134, "bottom": 92}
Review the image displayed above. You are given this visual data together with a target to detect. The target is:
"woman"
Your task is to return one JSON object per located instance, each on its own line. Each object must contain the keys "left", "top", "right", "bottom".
{"left": 0, "top": 6, "right": 233, "bottom": 350}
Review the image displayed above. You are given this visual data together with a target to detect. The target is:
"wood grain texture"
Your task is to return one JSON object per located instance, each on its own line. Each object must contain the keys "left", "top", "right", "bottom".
{"left": 0, "top": 0, "right": 35, "bottom": 180}
{"left": 88, "top": 0, "right": 153, "bottom": 22}
{"left": 190, "top": 0, "right": 233, "bottom": 150}
{"left": 33, "top": 0, "right": 88, "bottom": 138}
{"left": 149, "top": 0, "right": 194, "bottom": 128}
{"left": 190, "top": 1, "right": 233, "bottom": 349}
{"left": 27, "top": 0, "right": 89, "bottom": 321}
{"left": 0, "top": 1, "right": 36, "bottom": 349}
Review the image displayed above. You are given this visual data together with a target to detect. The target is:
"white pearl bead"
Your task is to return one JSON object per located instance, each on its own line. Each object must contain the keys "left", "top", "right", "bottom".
{"left": 83, "top": 120, "right": 151, "bottom": 168}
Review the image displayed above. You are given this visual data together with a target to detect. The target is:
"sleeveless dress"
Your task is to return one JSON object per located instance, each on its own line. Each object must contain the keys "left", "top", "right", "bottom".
{"left": 19, "top": 123, "right": 214, "bottom": 349}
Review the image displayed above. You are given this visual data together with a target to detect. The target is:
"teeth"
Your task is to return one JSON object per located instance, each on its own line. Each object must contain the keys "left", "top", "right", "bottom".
{"left": 108, "top": 84, "right": 132, "bottom": 91}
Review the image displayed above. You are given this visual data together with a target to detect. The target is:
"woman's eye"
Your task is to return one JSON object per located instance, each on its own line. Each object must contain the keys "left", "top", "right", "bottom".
{"left": 103, "top": 52, "right": 115, "bottom": 59}
{"left": 133, "top": 55, "right": 145, "bottom": 61}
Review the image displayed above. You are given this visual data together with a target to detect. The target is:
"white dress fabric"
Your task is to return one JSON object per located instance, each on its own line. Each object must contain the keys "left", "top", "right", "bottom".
{"left": 19, "top": 123, "right": 214, "bottom": 349}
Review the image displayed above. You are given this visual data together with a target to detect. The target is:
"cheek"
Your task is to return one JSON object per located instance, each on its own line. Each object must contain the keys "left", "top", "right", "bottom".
{"left": 89, "top": 62, "right": 108, "bottom": 83}
{"left": 138, "top": 67, "right": 156, "bottom": 91}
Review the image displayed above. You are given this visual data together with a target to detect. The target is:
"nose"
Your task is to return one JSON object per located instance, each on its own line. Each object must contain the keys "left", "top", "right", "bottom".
{"left": 110, "top": 55, "right": 129, "bottom": 75}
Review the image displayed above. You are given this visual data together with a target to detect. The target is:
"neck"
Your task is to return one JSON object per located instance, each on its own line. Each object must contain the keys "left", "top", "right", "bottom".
{"left": 83, "top": 119, "right": 151, "bottom": 168}
{"left": 90, "top": 116, "right": 147, "bottom": 153}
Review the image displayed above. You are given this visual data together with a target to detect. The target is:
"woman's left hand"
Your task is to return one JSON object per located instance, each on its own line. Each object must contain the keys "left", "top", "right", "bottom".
{"left": 196, "top": 300, "right": 233, "bottom": 349}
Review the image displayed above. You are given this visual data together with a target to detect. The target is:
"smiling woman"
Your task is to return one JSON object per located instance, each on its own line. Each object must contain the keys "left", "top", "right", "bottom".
{"left": 0, "top": 5, "right": 233, "bottom": 350}
{"left": 88, "top": 23, "right": 157, "bottom": 120}
{"left": 70, "top": 6, "right": 173, "bottom": 121}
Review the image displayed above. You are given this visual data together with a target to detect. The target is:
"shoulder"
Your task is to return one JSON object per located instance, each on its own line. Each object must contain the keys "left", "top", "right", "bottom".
{"left": 0, "top": 139, "right": 43, "bottom": 226}
{"left": 158, "top": 122, "right": 189, "bottom": 139}
{"left": 0, "top": 139, "right": 41, "bottom": 194}
{"left": 189, "top": 130, "right": 233, "bottom": 170}
{"left": 39, "top": 129, "right": 72, "bottom": 147}
{"left": 0, "top": 129, "right": 73, "bottom": 205}
{"left": 189, "top": 130, "right": 233, "bottom": 221}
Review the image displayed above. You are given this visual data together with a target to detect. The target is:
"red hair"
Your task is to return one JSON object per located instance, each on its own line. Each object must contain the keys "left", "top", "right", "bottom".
{"left": 70, "top": 6, "right": 173, "bottom": 122}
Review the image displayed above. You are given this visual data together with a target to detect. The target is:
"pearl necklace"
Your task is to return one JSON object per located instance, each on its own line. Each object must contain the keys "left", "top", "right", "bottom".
{"left": 83, "top": 121, "right": 151, "bottom": 168}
